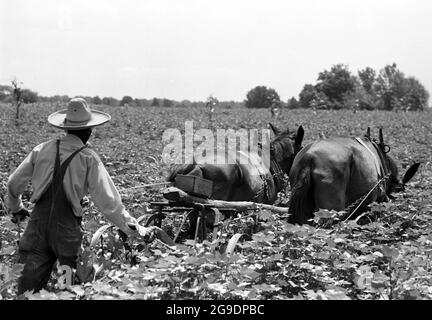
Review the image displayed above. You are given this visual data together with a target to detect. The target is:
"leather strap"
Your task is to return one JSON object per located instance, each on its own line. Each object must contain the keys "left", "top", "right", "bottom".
{"left": 355, "top": 137, "right": 383, "bottom": 178}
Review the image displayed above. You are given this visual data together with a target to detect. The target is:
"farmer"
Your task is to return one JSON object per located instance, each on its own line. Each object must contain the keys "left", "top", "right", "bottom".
{"left": 6, "top": 97, "right": 151, "bottom": 295}
{"left": 270, "top": 103, "right": 279, "bottom": 118}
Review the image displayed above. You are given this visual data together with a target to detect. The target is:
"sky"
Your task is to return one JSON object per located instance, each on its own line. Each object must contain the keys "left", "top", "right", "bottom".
{"left": 1, "top": 0, "right": 431, "bottom": 102}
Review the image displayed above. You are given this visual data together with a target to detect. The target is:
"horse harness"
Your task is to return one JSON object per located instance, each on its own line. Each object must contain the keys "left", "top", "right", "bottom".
{"left": 355, "top": 137, "right": 390, "bottom": 178}
{"left": 345, "top": 137, "right": 392, "bottom": 218}
{"left": 355, "top": 138, "right": 384, "bottom": 178}
{"left": 252, "top": 144, "right": 288, "bottom": 203}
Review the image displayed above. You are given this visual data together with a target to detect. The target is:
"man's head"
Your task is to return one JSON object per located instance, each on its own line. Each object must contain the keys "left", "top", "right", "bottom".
{"left": 67, "top": 128, "right": 93, "bottom": 144}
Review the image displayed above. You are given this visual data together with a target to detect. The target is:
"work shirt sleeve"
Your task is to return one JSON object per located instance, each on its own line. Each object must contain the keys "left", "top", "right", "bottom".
{"left": 6, "top": 150, "right": 36, "bottom": 213}
{"left": 87, "top": 158, "right": 139, "bottom": 235}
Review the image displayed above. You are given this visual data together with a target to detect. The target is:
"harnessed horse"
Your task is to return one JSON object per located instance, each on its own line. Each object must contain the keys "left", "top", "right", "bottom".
{"left": 288, "top": 128, "right": 420, "bottom": 224}
{"left": 168, "top": 124, "right": 304, "bottom": 204}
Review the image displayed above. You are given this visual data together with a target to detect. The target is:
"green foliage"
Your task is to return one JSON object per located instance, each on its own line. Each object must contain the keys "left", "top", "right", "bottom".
{"left": 162, "top": 98, "right": 173, "bottom": 108}
{"left": 0, "top": 85, "right": 13, "bottom": 102}
{"left": 245, "top": 86, "right": 280, "bottom": 109}
{"left": 374, "top": 64, "right": 429, "bottom": 111}
{"left": 358, "top": 67, "right": 376, "bottom": 93}
{"left": 92, "top": 96, "right": 102, "bottom": 105}
{"left": 20, "top": 89, "right": 38, "bottom": 104}
{"left": 151, "top": 98, "right": 160, "bottom": 107}
{"left": 298, "top": 84, "right": 317, "bottom": 109}
{"left": 287, "top": 97, "right": 300, "bottom": 109}
{"left": 296, "top": 63, "right": 429, "bottom": 111}
{"left": 120, "top": 96, "right": 134, "bottom": 106}
{"left": 316, "top": 64, "right": 357, "bottom": 105}
{"left": 101, "top": 97, "right": 119, "bottom": 107}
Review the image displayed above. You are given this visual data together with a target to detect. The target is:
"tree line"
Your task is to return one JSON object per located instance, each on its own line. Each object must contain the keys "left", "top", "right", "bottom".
{"left": 245, "top": 63, "right": 430, "bottom": 111}
{"left": 0, "top": 83, "right": 243, "bottom": 109}
{"left": 1, "top": 63, "right": 429, "bottom": 111}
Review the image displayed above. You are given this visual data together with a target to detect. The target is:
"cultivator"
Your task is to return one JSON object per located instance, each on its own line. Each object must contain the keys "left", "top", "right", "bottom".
{"left": 142, "top": 175, "right": 290, "bottom": 245}
{"left": 92, "top": 175, "right": 289, "bottom": 253}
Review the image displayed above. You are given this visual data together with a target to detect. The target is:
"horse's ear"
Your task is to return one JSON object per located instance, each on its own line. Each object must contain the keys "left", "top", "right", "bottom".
{"left": 269, "top": 123, "right": 280, "bottom": 135}
{"left": 365, "top": 127, "right": 371, "bottom": 140}
{"left": 379, "top": 128, "right": 384, "bottom": 145}
{"left": 295, "top": 126, "right": 304, "bottom": 150}
{"left": 402, "top": 162, "right": 421, "bottom": 184}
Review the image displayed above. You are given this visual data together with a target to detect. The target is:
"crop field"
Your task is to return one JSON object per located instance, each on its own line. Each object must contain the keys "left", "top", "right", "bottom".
{"left": 1, "top": 103, "right": 432, "bottom": 300}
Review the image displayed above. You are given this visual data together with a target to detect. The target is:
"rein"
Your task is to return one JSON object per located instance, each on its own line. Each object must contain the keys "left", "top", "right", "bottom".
{"left": 343, "top": 137, "right": 393, "bottom": 221}
{"left": 343, "top": 172, "right": 391, "bottom": 221}
{"left": 252, "top": 142, "right": 289, "bottom": 203}
{"left": 269, "top": 144, "right": 288, "bottom": 190}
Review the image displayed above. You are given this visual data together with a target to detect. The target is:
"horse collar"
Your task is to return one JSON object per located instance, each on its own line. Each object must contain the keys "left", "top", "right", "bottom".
{"left": 355, "top": 137, "right": 389, "bottom": 179}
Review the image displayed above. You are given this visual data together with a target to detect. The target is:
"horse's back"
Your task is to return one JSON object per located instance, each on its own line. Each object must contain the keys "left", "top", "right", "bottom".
{"left": 168, "top": 150, "right": 269, "bottom": 201}
{"left": 291, "top": 138, "right": 353, "bottom": 182}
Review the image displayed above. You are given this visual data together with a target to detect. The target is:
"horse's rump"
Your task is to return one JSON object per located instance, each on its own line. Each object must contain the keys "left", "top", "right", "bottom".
{"left": 288, "top": 137, "right": 387, "bottom": 223}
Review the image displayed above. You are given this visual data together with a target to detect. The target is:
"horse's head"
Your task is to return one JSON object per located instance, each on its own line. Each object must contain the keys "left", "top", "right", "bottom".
{"left": 376, "top": 128, "right": 421, "bottom": 195}
{"left": 269, "top": 123, "right": 304, "bottom": 175}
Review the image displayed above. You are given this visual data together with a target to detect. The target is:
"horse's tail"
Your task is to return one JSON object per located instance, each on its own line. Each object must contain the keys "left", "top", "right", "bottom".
{"left": 167, "top": 163, "right": 197, "bottom": 182}
{"left": 288, "top": 165, "right": 315, "bottom": 224}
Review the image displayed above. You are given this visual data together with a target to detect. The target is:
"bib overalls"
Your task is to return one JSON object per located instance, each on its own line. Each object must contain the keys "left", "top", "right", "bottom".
{"left": 18, "top": 140, "right": 87, "bottom": 294}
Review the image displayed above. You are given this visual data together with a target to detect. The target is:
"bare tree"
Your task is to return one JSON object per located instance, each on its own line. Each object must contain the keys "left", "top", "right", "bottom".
{"left": 11, "top": 79, "right": 23, "bottom": 125}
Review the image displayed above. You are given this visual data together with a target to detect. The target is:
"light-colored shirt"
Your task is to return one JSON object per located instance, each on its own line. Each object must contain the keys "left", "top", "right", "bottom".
{"left": 6, "top": 133, "right": 138, "bottom": 234}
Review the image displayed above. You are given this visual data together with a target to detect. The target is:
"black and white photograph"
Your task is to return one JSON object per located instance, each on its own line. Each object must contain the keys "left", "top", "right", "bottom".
{"left": 1, "top": 0, "right": 431, "bottom": 306}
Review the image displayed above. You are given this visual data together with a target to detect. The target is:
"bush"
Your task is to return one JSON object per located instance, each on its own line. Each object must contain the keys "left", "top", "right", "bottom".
{"left": 245, "top": 86, "right": 280, "bottom": 109}
{"left": 120, "top": 96, "right": 134, "bottom": 106}
{"left": 294, "top": 63, "right": 429, "bottom": 111}
{"left": 287, "top": 97, "right": 300, "bottom": 109}
{"left": 21, "top": 89, "right": 38, "bottom": 104}
{"left": 298, "top": 84, "right": 318, "bottom": 108}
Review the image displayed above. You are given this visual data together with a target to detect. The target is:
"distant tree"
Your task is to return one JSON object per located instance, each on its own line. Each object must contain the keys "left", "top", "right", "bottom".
{"left": 21, "top": 89, "right": 38, "bottom": 104}
{"left": 291, "top": 62, "right": 428, "bottom": 111}
{"left": 180, "top": 100, "right": 192, "bottom": 108}
{"left": 92, "top": 96, "right": 102, "bottom": 105}
{"left": 0, "top": 85, "right": 12, "bottom": 101}
{"left": 358, "top": 67, "right": 376, "bottom": 93}
{"left": 402, "top": 77, "right": 429, "bottom": 111}
{"left": 298, "top": 84, "right": 318, "bottom": 108}
{"left": 120, "top": 95, "right": 134, "bottom": 106}
{"left": 134, "top": 98, "right": 143, "bottom": 107}
{"left": 151, "top": 97, "right": 160, "bottom": 107}
{"left": 51, "top": 95, "right": 70, "bottom": 103}
{"left": 315, "top": 64, "right": 357, "bottom": 107}
{"left": 162, "top": 98, "right": 173, "bottom": 107}
{"left": 287, "top": 96, "right": 300, "bottom": 109}
{"left": 374, "top": 63, "right": 401, "bottom": 110}
{"left": 102, "top": 97, "right": 119, "bottom": 107}
{"left": 245, "top": 86, "right": 280, "bottom": 108}
{"left": 353, "top": 86, "right": 376, "bottom": 110}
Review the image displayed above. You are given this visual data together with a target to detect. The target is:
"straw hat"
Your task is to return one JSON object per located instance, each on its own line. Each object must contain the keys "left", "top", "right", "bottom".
{"left": 48, "top": 98, "right": 111, "bottom": 130}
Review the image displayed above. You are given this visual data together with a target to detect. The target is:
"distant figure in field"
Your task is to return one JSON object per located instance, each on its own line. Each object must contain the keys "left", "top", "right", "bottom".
{"left": 270, "top": 102, "right": 280, "bottom": 119}
{"left": 206, "top": 96, "right": 218, "bottom": 122}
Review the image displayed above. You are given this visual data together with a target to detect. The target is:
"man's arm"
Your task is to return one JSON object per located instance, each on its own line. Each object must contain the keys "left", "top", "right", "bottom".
{"left": 87, "top": 156, "right": 139, "bottom": 235}
{"left": 6, "top": 151, "right": 35, "bottom": 213}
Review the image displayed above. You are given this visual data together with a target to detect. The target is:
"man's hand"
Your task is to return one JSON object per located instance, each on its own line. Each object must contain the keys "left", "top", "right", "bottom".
{"left": 136, "top": 225, "right": 159, "bottom": 242}
{"left": 125, "top": 222, "right": 175, "bottom": 246}
{"left": 11, "top": 208, "right": 30, "bottom": 224}
{"left": 127, "top": 223, "right": 159, "bottom": 242}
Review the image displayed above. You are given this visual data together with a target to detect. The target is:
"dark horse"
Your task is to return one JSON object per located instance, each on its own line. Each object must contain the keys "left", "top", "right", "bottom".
{"left": 288, "top": 128, "right": 420, "bottom": 224}
{"left": 168, "top": 124, "right": 304, "bottom": 204}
